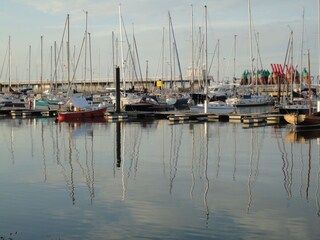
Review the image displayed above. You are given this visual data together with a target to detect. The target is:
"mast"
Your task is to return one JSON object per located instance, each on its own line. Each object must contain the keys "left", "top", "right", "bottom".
{"left": 168, "top": 13, "right": 173, "bottom": 85}
{"left": 29, "top": 45, "right": 31, "bottom": 86}
{"left": 9, "top": 36, "right": 11, "bottom": 87}
{"left": 54, "top": 41, "right": 57, "bottom": 91}
{"left": 67, "top": 14, "right": 71, "bottom": 89}
{"left": 168, "top": 11, "right": 184, "bottom": 88}
{"left": 318, "top": 0, "right": 320, "bottom": 83}
{"left": 132, "top": 23, "right": 144, "bottom": 88}
{"left": 191, "top": 4, "right": 194, "bottom": 90}
{"left": 308, "top": 49, "right": 312, "bottom": 115}
{"left": 233, "top": 35, "right": 237, "bottom": 80}
{"left": 50, "top": 45, "right": 53, "bottom": 88}
{"left": 248, "top": 0, "right": 254, "bottom": 85}
{"left": 119, "top": 4, "right": 126, "bottom": 92}
{"left": 256, "top": 31, "right": 259, "bottom": 91}
{"left": 204, "top": 5, "right": 208, "bottom": 113}
{"left": 198, "top": 27, "right": 202, "bottom": 87}
{"left": 146, "top": 60, "right": 149, "bottom": 85}
{"left": 217, "top": 39, "right": 220, "bottom": 83}
{"left": 300, "top": 7, "right": 305, "bottom": 91}
{"left": 290, "top": 30, "right": 294, "bottom": 102}
{"left": 112, "top": 31, "right": 115, "bottom": 85}
{"left": 88, "top": 32, "right": 93, "bottom": 94}
{"left": 84, "top": 11, "right": 88, "bottom": 89}
{"left": 40, "top": 35, "right": 43, "bottom": 95}
{"left": 161, "top": 27, "right": 165, "bottom": 82}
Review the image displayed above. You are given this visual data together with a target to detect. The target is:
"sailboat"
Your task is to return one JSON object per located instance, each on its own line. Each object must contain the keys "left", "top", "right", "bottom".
{"left": 0, "top": 36, "right": 27, "bottom": 109}
{"left": 189, "top": 100, "right": 235, "bottom": 114}
{"left": 284, "top": 111, "right": 320, "bottom": 129}
{"left": 284, "top": 50, "right": 320, "bottom": 129}
{"left": 226, "top": 0, "right": 274, "bottom": 108}
{"left": 57, "top": 96, "right": 107, "bottom": 121}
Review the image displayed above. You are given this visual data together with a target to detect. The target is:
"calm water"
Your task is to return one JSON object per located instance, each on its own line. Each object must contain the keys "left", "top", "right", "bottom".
{"left": 1, "top": 117, "right": 320, "bottom": 240}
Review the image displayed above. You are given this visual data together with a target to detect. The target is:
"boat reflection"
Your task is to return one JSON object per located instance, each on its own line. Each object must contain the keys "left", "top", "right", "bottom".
{"left": 282, "top": 127, "right": 320, "bottom": 212}
{"left": 56, "top": 116, "right": 108, "bottom": 124}
{"left": 284, "top": 129, "right": 320, "bottom": 143}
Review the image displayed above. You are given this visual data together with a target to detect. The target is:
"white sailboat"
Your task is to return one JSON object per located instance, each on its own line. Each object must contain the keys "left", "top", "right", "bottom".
{"left": 189, "top": 100, "right": 235, "bottom": 114}
{"left": 226, "top": 93, "right": 274, "bottom": 107}
{"left": 226, "top": 0, "right": 274, "bottom": 108}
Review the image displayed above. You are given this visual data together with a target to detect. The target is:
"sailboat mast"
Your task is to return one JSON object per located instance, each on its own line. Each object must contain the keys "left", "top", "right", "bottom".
{"left": 168, "top": 12, "right": 173, "bottom": 85}
{"left": 168, "top": 11, "right": 184, "bottom": 88}
{"left": 9, "top": 36, "right": 11, "bottom": 87}
{"left": 233, "top": 35, "right": 237, "bottom": 80}
{"left": 29, "top": 45, "right": 31, "bottom": 86}
{"left": 40, "top": 35, "right": 43, "bottom": 95}
{"left": 67, "top": 14, "right": 70, "bottom": 88}
{"left": 300, "top": 7, "right": 305, "bottom": 91}
{"left": 161, "top": 27, "right": 165, "bottom": 82}
{"left": 308, "top": 49, "right": 312, "bottom": 115}
{"left": 146, "top": 60, "right": 149, "bottom": 84}
{"left": 318, "top": 0, "right": 320, "bottom": 83}
{"left": 204, "top": 5, "right": 208, "bottom": 113}
{"left": 112, "top": 31, "right": 115, "bottom": 85}
{"left": 248, "top": 0, "right": 254, "bottom": 85}
{"left": 88, "top": 32, "right": 93, "bottom": 94}
{"left": 217, "top": 39, "right": 220, "bottom": 83}
{"left": 119, "top": 4, "right": 126, "bottom": 92}
{"left": 290, "top": 30, "right": 294, "bottom": 102}
{"left": 191, "top": 4, "right": 194, "bottom": 89}
{"left": 54, "top": 41, "right": 57, "bottom": 91}
{"left": 50, "top": 45, "right": 52, "bottom": 89}
{"left": 84, "top": 11, "right": 88, "bottom": 89}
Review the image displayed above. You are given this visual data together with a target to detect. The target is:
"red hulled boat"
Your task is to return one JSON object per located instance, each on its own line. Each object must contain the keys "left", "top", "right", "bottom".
{"left": 57, "top": 96, "right": 107, "bottom": 121}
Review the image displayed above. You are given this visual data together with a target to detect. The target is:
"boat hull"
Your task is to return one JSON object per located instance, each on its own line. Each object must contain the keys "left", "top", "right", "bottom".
{"left": 124, "top": 103, "right": 174, "bottom": 112}
{"left": 190, "top": 101, "right": 235, "bottom": 114}
{"left": 57, "top": 107, "right": 107, "bottom": 121}
{"left": 226, "top": 95, "right": 274, "bottom": 107}
{"left": 284, "top": 112, "right": 320, "bottom": 129}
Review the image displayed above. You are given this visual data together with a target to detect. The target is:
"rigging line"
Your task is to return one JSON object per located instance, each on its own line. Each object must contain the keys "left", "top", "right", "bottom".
{"left": 283, "top": 32, "right": 293, "bottom": 71}
{"left": 133, "top": 33, "right": 144, "bottom": 85}
{"left": 168, "top": 11, "right": 184, "bottom": 87}
{"left": 253, "top": 30, "right": 264, "bottom": 70}
{"left": 121, "top": 16, "right": 140, "bottom": 84}
{"left": 208, "top": 40, "right": 218, "bottom": 78}
{"left": 154, "top": 28, "right": 165, "bottom": 81}
{"left": 0, "top": 44, "right": 9, "bottom": 80}
{"left": 70, "top": 34, "right": 86, "bottom": 86}
{"left": 53, "top": 15, "right": 69, "bottom": 83}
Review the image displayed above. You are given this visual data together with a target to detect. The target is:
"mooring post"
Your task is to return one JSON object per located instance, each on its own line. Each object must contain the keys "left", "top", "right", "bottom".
{"left": 116, "top": 66, "right": 121, "bottom": 113}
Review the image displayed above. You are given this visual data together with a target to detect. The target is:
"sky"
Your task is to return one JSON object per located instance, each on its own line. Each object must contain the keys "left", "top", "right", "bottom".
{"left": 0, "top": 0, "right": 319, "bottom": 84}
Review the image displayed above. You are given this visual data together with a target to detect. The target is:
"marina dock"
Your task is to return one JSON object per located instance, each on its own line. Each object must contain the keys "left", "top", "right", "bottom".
{"left": 0, "top": 108, "right": 285, "bottom": 128}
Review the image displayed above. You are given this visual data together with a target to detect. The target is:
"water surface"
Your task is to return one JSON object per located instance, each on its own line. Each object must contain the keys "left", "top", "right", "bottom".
{"left": 1, "top": 117, "right": 320, "bottom": 239}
